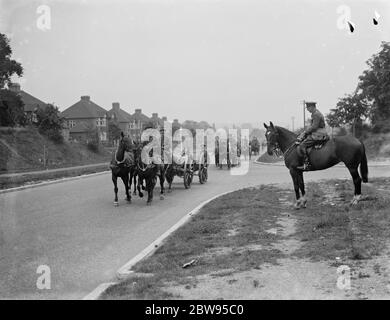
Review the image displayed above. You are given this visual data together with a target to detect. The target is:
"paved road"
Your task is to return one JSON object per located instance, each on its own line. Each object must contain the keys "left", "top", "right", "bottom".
{"left": 0, "top": 161, "right": 389, "bottom": 299}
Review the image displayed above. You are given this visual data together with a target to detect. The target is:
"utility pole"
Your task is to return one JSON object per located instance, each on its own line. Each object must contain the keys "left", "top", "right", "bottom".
{"left": 302, "top": 100, "right": 306, "bottom": 130}
{"left": 43, "top": 144, "right": 47, "bottom": 168}
{"left": 291, "top": 116, "right": 295, "bottom": 132}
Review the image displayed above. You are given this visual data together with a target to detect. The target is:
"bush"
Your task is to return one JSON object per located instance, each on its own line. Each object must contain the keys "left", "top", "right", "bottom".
{"left": 372, "top": 120, "right": 390, "bottom": 134}
{"left": 85, "top": 126, "right": 100, "bottom": 153}
{"left": 87, "top": 140, "right": 99, "bottom": 153}
{"left": 36, "top": 104, "right": 65, "bottom": 144}
{"left": 45, "top": 128, "right": 64, "bottom": 144}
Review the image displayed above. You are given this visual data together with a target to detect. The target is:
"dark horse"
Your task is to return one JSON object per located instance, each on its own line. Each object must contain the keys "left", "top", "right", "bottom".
{"left": 133, "top": 141, "right": 167, "bottom": 205}
{"left": 263, "top": 122, "right": 368, "bottom": 209}
{"left": 110, "top": 133, "right": 134, "bottom": 206}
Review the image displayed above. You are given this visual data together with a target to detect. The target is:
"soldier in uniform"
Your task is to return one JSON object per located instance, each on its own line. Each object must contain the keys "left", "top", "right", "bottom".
{"left": 296, "top": 102, "right": 328, "bottom": 171}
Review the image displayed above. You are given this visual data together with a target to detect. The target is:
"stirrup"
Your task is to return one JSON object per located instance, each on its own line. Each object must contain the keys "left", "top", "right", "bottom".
{"left": 297, "top": 159, "right": 311, "bottom": 171}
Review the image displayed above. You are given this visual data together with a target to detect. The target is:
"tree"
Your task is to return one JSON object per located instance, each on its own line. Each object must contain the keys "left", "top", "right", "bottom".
{"left": 0, "top": 89, "right": 26, "bottom": 126}
{"left": 36, "top": 104, "right": 65, "bottom": 143}
{"left": 0, "top": 33, "right": 25, "bottom": 127}
{"left": 326, "top": 92, "right": 369, "bottom": 137}
{"left": 108, "top": 120, "right": 122, "bottom": 142}
{"left": 85, "top": 125, "right": 100, "bottom": 152}
{"left": 358, "top": 41, "right": 390, "bottom": 131}
{"left": 0, "top": 33, "right": 23, "bottom": 88}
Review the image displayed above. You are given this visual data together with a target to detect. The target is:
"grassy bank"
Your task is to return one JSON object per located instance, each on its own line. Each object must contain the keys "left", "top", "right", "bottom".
{"left": 363, "top": 132, "right": 390, "bottom": 160}
{"left": 0, "top": 163, "right": 109, "bottom": 190}
{"left": 101, "top": 177, "right": 390, "bottom": 299}
{"left": 0, "top": 126, "right": 111, "bottom": 174}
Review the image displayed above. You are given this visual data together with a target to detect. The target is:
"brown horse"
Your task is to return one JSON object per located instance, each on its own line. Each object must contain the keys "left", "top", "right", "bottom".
{"left": 263, "top": 122, "right": 368, "bottom": 209}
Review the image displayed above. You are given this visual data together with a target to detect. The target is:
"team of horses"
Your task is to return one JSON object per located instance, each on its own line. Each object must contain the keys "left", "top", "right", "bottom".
{"left": 110, "top": 133, "right": 166, "bottom": 205}
{"left": 110, "top": 132, "right": 205, "bottom": 206}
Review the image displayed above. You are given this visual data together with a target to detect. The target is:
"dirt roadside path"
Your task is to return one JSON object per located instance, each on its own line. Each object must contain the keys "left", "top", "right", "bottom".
{"left": 102, "top": 178, "right": 390, "bottom": 300}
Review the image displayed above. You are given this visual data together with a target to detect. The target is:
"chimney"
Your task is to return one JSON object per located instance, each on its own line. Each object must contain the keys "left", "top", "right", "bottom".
{"left": 152, "top": 113, "right": 158, "bottom": 119}
{"left": 112, "top": 102, "right": 120, "bottom": 111}
{"left": 8, "top": 83, "right": 21, "bottom": 93}
{"left": 135, "top": 108, "right": 142, "bottom": 114}
{"left": 81, "top": 96, "right": 90, "bottom": 101}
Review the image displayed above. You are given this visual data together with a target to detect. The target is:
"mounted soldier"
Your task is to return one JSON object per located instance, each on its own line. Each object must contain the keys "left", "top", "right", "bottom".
{"left": 296, "top": 102, "right": 328, "bottom": 171}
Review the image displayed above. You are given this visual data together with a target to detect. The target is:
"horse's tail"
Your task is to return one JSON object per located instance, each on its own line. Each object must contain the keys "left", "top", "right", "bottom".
{"left": 360, "top": 142, "right": 368, "bottom": 183}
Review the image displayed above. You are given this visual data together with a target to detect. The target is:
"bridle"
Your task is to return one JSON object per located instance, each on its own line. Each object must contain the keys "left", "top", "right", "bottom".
{"left": 135, "top": 145, "right": 155, "bottom": 172}
{"left": 267, "top": 130, "right": 297, "bottom": 159}
{"left": 115, "top": 139, "right": 129, "bottom": 165}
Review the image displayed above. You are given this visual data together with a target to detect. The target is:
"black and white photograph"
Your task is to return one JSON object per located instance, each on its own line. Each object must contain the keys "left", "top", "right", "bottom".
{"left": 1, "top": 0, "right": 390, "bottom": 304}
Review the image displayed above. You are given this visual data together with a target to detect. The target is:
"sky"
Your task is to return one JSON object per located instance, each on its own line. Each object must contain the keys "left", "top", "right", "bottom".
{"left": 1, "top": 0, "right": 389, "bottom": 129}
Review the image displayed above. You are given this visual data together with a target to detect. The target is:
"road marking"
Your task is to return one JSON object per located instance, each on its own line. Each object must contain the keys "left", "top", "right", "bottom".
{"left": 82, "top": 282, "right": 117, "bottom": 300}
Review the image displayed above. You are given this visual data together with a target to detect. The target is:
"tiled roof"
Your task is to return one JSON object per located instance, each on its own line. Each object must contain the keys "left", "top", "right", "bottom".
{"left": 107, "top": 108, "right": 133, "bottom": 123}
{"left": 18, "top": 90, "right": 48, "bottom": 112}
{"left": 69, "top": 122, "right": 91, "bottom": 133}
{"left": 151, "top": 114, "right": 164, "bottom": 127}
{"left": 62, "top": 96, "right": 107, "bottom": 119}
{"left": 131, "top": 110, "right": 150, "bottom": 123}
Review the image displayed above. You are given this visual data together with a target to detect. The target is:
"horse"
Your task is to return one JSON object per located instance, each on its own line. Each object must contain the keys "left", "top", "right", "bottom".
{"left": 249, "top": 138, "right": 260, "bottom": 159}
{"left": 263, "top": 122, "right": 368, "bottom": 209}
{"left": 134, "top": 141, "right": 167, "bottom": 204}
{"left": 110, "top": 133, "right": 134, "bottom": 206}
{"left": 215, "top": 137, "right": 231, "bottom": 169}
{"left": 129, "top": 141, "right": 145, "bottom": 197}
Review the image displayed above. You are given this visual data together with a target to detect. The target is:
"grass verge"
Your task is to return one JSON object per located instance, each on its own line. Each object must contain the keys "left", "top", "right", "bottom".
{"left": 102, "top": 177, "right": 390, "bottom": 299}
{"left": 0, "top": 164, "right": 109, "bottom": 190}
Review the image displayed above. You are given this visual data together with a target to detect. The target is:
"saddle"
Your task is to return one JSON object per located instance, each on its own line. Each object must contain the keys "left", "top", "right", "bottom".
{"left": 296, "top": 135, "right": 330, "bottom": 157}
{"left": 311, "top": 135, "right": 330, "bottom": 150}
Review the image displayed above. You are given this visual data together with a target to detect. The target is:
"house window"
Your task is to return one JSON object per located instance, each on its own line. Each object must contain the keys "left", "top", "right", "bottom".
{"left": 68, "top": 120, "right": 76, "bottom": 128}
{"left": 96, "top": 118, "right": 106, "bottom": 127}
{"left": 100, "top": 132, "right": 107, "bottom": 141}
{"left": 130, "top": 121, "right": 140, "bottom": 129}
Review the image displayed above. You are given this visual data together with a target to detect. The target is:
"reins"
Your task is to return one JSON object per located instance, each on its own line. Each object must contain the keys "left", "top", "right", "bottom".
{"left": 272, "top": 128, "right": 299, "bottom": 159}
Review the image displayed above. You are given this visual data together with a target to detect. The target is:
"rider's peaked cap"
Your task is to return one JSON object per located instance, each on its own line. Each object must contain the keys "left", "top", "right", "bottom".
{"left": 305, "top": 102, "right": 317, "bottom": 108}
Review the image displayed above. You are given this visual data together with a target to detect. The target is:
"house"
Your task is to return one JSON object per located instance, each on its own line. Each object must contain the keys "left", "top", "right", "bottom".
{"left": 8, "top": 83, "right": 48, "bottom": 123}
{"left": 61, "top": 95, "right": 108, "bottom": 142}
{"left": 151, "top": 113, "right": 164, "bottom": 130}
{"left": 107, "top": 102, "right": 133, "bottom": 137}
{"left": 129, "top": 108, "right": 151, "bottom": 140}
{"left": 172, "top": 119, "right": 181, "bottom": 132}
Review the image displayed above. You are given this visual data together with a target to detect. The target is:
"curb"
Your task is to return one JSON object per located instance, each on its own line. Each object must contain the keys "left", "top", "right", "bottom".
{"left": 83, "top": 282, "right": 117, "bottom": 300}
{"left": 0, "top": 170, "right": 110, "bottom": 195}
{"left": 254, "top": 160, "right": 284, "bottom": 166}
{"left": 83, "top": 188, "right": 245, "bottom": 300}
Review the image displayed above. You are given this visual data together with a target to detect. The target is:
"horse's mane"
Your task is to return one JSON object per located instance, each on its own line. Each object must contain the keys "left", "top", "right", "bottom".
{"left": 275, "top": 126, "right": 297, "bottom": 138}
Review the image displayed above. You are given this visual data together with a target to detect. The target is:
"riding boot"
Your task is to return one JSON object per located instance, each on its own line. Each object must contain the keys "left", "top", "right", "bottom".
{"left": 296, "top": 148, "right": 311, "bottom": 171}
